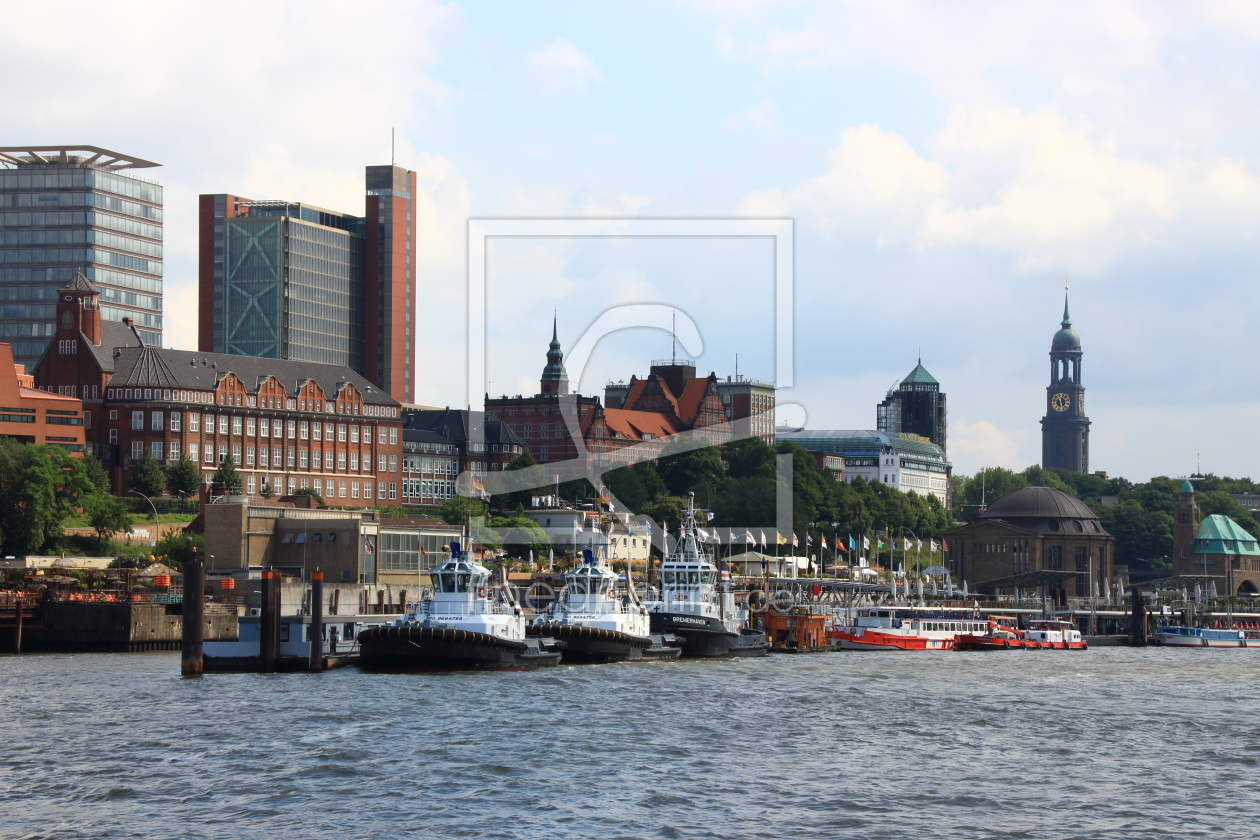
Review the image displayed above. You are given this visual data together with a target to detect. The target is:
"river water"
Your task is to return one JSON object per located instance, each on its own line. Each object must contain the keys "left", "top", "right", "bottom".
{"left": 1, "top": 649, "right": 1258, "bottom": 840}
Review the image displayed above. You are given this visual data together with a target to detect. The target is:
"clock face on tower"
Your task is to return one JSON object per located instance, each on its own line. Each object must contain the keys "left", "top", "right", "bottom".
{"left": 1051, "top": 392, "right": 1071, "bottom": 412}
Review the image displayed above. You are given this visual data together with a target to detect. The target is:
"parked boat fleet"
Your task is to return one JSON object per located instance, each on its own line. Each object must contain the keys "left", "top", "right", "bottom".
{"left": 205, "top": 491, "right": 1260, "bottom": 670}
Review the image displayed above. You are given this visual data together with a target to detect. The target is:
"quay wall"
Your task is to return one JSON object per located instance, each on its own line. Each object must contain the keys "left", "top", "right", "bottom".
{"left": 18, "top": 602, "right": 237, "bottom": 652}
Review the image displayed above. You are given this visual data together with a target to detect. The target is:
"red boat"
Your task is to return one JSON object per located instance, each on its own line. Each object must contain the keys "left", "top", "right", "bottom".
{"left": 827, "top": 607, "right": 990, "bottom": 651}
{"left": 956, "top": 618, "right": 1088, "bottom": 651}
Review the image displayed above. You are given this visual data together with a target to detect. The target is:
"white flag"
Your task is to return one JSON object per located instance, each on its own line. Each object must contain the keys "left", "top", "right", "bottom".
{"left": 706, "top": 511, "right": 715, "bottom": 521}
{"left": 759, "top": 530, "right": 766, "bottom": 546}
{"left": 713, "top": 529, "right": 722, "bottom": 544}
{"left": 930, "top": 540, "right": 939, "bottom": 552}
{"left": 744, "top": 530, "right": 755, "bottom": 545}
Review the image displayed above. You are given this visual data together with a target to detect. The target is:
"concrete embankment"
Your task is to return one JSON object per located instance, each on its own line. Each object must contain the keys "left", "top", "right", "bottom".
{"left": 8, "top": 601, "right": 237, "bottom": 653}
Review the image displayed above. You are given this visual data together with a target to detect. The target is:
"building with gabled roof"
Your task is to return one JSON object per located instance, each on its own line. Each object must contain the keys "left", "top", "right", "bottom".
{"left": 31, "top": 274, "right": 404, "bottom": 503}
{"left": 399, "top": 408, "right": 528, "bottom": 506}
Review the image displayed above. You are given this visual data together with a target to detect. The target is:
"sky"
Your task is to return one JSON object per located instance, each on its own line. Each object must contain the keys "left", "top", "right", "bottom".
{"left": 5, "top": 0, "right": 1260, "bottom": 482}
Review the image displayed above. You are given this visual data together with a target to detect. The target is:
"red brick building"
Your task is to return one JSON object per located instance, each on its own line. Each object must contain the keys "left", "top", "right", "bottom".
{"left": 0, "top": 341, "right": 84, "bottom": 452}
{"left": 32, "top": 275, "right": 405, "bottom": 503}
{"left": 486, "top": 323, "right": 733, "bottom": 469}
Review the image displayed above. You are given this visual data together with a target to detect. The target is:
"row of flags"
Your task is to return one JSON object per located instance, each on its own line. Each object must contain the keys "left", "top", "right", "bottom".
{"left": 668, "top": 527, "right": 950, "bottom": 553}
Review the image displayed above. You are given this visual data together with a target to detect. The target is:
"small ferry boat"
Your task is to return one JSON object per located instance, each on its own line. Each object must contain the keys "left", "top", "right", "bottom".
{"left": 1154, "top": 625, "right": 1260, "bottom": 648}
{"left": 956, "top": 618, "right": 1087, "bottom": 650}
{"left": 530, "top": 549, "right": 682, "bottom": 663}
{"left": 357, "top": 541, "right": 563, "bottom": 671}
{"left": 828, "top": 607, "right": 989, "bottom": 651}
{"left": 953, "top": 620, "right": 1028, "bottom": 651}
{"left": 643, "top": 494, "right": 769, "bottom": 659}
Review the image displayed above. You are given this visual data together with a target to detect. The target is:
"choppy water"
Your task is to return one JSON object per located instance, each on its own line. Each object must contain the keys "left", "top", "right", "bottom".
{"left": 1, "top": 649, "right": 1258, "bottom": 839}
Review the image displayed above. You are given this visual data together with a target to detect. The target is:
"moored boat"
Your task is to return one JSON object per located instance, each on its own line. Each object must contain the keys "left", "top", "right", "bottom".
{"left": 828, "top": 607, "right": 989, "bottom": 651}
{"left": 530, "top": 549, "right": 681, "bottom": 663}
{"left": 357, "top": 541, "right": 562, "bottom": 671}
{"left": 955, "top": 618, "right": 1088, "bottom": 650}
{"left": 1154, "top": 624, "right": 1260, "bottom": 648}
{"left": 643, "top": 494, "right": 769, "bottom": 659}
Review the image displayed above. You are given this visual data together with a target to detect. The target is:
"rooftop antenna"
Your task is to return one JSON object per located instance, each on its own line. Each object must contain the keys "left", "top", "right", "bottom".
{"left": 391, "top": 128, "right": 395, "bottom": 166}
{"left": 735, "top": 353, "right": 739, "bottom": 380}
{"left": 670, "top": 308, "right": 678, "bottom": 364}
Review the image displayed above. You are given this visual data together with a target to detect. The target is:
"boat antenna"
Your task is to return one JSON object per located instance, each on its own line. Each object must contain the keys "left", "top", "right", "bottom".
{"left": 671, "top": 308, "right": 677, "bottom": 364}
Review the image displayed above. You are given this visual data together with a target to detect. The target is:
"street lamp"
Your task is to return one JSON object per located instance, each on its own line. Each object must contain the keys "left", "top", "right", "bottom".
{"left": 130, "top": 489, "right": 158, "bottom": 521}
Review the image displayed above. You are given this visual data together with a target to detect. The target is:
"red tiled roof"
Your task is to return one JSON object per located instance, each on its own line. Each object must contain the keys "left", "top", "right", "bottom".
{"left": 17, "top": 386, "right": 79, "bottom": 404}
{"left": 676, "top": 377, "right": 712, "bottom": 424}
{"left": 602, "top": 409, "right": 680, "bottom": 441}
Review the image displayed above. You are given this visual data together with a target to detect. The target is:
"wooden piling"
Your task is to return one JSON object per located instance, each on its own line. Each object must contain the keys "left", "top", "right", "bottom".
{"left": 259, "top": 571, "right": 280, "bottom": 671}
{"left": 181, "top": 558, "right": 205, "bottom": 675}
{"left": 13, "top": 591, "right": 23, "bottom": 655}
{"left": 1129, "top": 585, "right": 1147, "bottom": 647}
{"left": 309, "top": 572, "right": 324, "bottom": 672}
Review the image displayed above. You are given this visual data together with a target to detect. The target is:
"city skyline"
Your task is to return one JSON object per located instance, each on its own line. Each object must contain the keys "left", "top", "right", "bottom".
{"left": 4, "top": 3, "right": 1259, "bottom": 481}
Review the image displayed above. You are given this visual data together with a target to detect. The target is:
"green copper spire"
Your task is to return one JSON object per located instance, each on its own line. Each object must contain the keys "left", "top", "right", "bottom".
{"left": 1062, "top": 291, "right": 1071, "bottom": 328}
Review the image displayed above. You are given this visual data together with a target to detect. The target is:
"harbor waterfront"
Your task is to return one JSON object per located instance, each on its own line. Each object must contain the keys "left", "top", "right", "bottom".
{"left": 2, "top": 650, "right": 1259, "bottom": 840}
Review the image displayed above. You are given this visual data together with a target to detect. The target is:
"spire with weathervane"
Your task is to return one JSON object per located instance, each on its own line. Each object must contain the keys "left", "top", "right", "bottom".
{"left": 1041, "top": 281, "right": 1091, "bottom": 473}
{"left": 539, "top": 315, "right": 570, "bottom": 396}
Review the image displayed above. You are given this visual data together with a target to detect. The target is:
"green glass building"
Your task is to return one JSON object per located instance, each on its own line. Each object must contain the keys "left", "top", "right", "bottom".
{"left": 0, "top": 145, "right": 163, "bottom": 368}
{"left": 219, "top": 200, "right": 365, "bottom": 369}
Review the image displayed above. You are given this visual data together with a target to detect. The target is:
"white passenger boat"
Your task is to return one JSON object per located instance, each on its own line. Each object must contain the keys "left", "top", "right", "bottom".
{"left": 642, "top": 494, "right": 769, "bottom": 659}
{"left": 1154, "top": 625, "right": 1260, "bottom": 648}
{"left": 531, "top": 548, "right": 681, "bottom": 663}
{"left": 828, "top": 606, "right": 989, "bottom": 651}
{"left": 357, "top": 540, "right": 562, "bottom": 670}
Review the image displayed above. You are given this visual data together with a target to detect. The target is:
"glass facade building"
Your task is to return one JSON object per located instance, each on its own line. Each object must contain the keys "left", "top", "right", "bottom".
{"left": 0, "top": 146, "right": 163, "bottom": 368}
{"left": 216, "top": 201, "right": 365, "bottom": 369}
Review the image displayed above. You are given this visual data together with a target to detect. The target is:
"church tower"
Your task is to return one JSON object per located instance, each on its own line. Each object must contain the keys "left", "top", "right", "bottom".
{"left": 1040, "top": 292, "right": 1091, "bottom": 472}
{"left": 1171, "top": 481, "right": 1202, "bottom": 575}
{"left": 538, "top": 317, "right": 570, "bottom": 396}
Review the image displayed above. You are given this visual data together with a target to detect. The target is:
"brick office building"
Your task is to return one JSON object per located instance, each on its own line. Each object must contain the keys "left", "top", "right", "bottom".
{"left": 198, "top": 164, "right": 417, "bottom": 404}
{"left": 0, "top": 340, "right": 84, "bottom": 451}
{"left": 399, "top": 408, "right": 528, "bottom": 506}
{"left": 32, "top": 274, "right": 405, "bottom": 502}
{"left": 487, "top": 322, "right": 736, "bottom": 470}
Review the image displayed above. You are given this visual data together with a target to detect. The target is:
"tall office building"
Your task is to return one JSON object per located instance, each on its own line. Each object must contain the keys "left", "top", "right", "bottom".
{"left": 199, "top": 165, "right": 415, "bottom": 403}
{"left": 876, "top": 359, "right": 947, "bottom": 453}
{"left": 0, "top": 145, "right": 163, "bottom": 369}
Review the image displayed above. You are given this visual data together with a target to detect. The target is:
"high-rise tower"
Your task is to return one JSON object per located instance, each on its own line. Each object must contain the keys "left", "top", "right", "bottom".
{"left": 364, "top": 165, "right": 417, "bottom": 405}
{"left": 0, "top": 145, "right": 163, "bottom": 369}
{"left": 1040, "top": 293, "right": 1091, "bottom": 472}
{"left": 877, "top": 358, "right": 947, "bottom": 452}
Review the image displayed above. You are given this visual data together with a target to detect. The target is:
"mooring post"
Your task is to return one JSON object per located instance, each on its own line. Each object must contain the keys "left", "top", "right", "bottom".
{"left": 309, "top": 571, "right": 324, "bottom": 672}
{"left": 259, "top": 571, "right": 279, "bottom": 671}
{"left": 13, "top": 591, "right": 23, "bottom": 655}
{"left": 1129, "top": 585, "right": 1147, "bottom": 647}
{"left": 181, "top": 556, "right": 205, "bottom": 675}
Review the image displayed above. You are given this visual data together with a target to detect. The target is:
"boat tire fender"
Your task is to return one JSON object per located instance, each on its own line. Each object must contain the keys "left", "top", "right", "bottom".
{"left": 1003, "top": 640, "right": 1011, "bottom": 649}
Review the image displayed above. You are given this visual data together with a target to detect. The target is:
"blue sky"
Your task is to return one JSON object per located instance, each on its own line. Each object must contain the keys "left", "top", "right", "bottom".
{"left": 6, "top": 1, "right": 1260, "bottom": 481}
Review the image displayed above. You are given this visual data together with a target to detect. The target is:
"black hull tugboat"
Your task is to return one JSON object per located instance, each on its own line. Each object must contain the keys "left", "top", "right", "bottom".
{"left": 530, "top": 548, "right": 681, "bottom": 663}
{"left": 358, "top": 540, "right": 562, "bottom": 672}
{"left": 644, "top": 494, "right": 769, "bottom": 659}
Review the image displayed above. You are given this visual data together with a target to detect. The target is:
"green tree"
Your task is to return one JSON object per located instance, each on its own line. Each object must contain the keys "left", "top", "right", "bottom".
{"left": 292, "top": 486, "right": 325, "bottom": 506}
{"left": 722, "top": 437, "right": 776, "bottom": 480}
{"left": 153, "top": 531, "right": 203, "bottom": 569}
{"left": 439, "top": 495, "right": 487, "bottom": 527}
{"left": 82, "top": 451, "right": 111, "bottom": 494}
{"left": 0, "top": 440, "right": 96, "bottom": 557}
{"left": 486, "top": 515, "right": 550, "bottom": 559}
{"left": 655, "top": 440, "right": 727, "bottom": 499}
{"left": 82, "top": 493, "right": 132, "bottom": 546}
{"left": 166, "top": 454, "right": 201, "bottom": 504}
{"left": 129, "top": 447, "right": 166, "bottom": 500}
{"left": 640, "top": 495, "right": 688, "bottom": 532}
{"left": 604, "top": 463, "right": 649, "bottom": 511}
{"left": 212, "top": 454, "right": 243, "bottom": 495}
{"left": 1098, "top": 501, "right": 1173, "bottom": 568}
{"left": 259, "top": 479, "right": 274, "bottom": 500}
{"left": 490, "top": 451, "right": 540, "bottom": 511}
{"left": 952, "top": 467, "right": 1029, "bottom": 522}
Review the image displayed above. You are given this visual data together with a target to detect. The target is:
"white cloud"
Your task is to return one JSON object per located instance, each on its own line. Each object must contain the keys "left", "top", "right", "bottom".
{"left": 527, "top": 38, "right": 604, "bottom": 91}
{"left": 948, "top": 420, "right": 1031, "bottom": 475}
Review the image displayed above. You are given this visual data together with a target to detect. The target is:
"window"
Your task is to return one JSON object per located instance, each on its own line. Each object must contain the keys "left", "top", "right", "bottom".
{"left": 218, "top": 416, "right": 228, "bottom": 435}
{"left": 338, "top": 424, "right": 347, "bottom": 442}
{"left": 288, "top": 477, "right": 296, "bottom": 494}
{"left": 351, "top": 481, "right": 359, "bottom": 499}
{"left": 389, "top": 455, "right": 398, "bottom": 473}
{"left": 131, "top": 411, "right": 143, "bottom": 430}
{"left": 247, "top": 475, "right": 256, "bottom": 494}
{"left": 389, "top": 427, "right": 398, "bottom": 446}
{"left": 350, "top": 425, "right": 359, "bottom": 443}
{"left": 109, "top": 410, "right": 117, "bottom": 420}
{"left": 189, "top": 413, "right": 199, "bottom": 432}
{"left": 379, "top": 454, "right": 387, "bottom": 472}
{"left": 378, "top": 482, "right": 387, "bottom": 499}
{"left": 169, "top": 412, "right": 181, "bottom": 431}
{"left": 325, "top": 450, "right": 334, "bottom": 469}
{"left": 313, "top": 479, "right": 322, "bottom": 494}
{"left": 272, "top": 447, "right": 281, "bottom": 467}
{"left": 232, "top": 445, "right": 241, "bottom": 463}
{"left": 204, "top": 444, "right": 214, "bottom": 463}
{"left": 131, "top": 441, "right": 143, "bottom": 460}
{"left": 299, "top": 449, "right": 309, "bottom": 468}
{"left": 350, "top": 452, "right": 359, "bottom": 471}
{"left": 151, "top": 411, "right": 163, "bottom": 430}
{"left": 246, "top": 446, "right": 256, "bottom": 466}
{"left": 337, "top": 452, "right": 346, "bottom": 470}
{"left": 363, "top": 482, "right": 372, "bottom": 500}
{"left": 300, "top": 421, "right": 309, "bottom": 440}
{"left": 108, "top": 428, "right": 118, "bottom": 445}
{"left": 1048, "top": 545, "right": 1064, "bottom": 571}
{"left": 378, "top": 426, "right": 387, "bottom": 445}
{"left": 286, "top": 420, "right": 296, "bottom": 439}
{"left": 312, "top": 423, "right": 322, "bottom": 441}
{"left": 260, "top": 418, "right": 270, "bottom": 438}
{"left": 286, "top": 448, "right": 295, "bottom": 467}
{"left": 363, "top": 425, "right": 372, "bottom": 443}
{"left": 189, "top": 442, "right": 199, "bottom": 460}
{"left": 218, "top": 444, "right": 227, "bottom": 462}
{"left": 259, "top": 447, "right": 269, "bottom": 467}
{"left": 389, "top": 482, "right": 397, "bottom": 500}
{"left": 169, "top": 442, "right": 180, "bottom": 460}
{"left": 232, "top": 416, "right": 242, "bottom": 435}
{"left": 339, "top": 481, "right": 347, "bottom": 498}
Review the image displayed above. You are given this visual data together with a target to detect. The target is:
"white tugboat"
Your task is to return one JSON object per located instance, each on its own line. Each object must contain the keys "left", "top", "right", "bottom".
{"left": 643, "top": 493, "right": 770, "bottom": 658}
{"left": 531, "top": 548, "right": 682, "bottom": 663}
{"left": 357, "top": 540, "right": 562, "bottom": 671}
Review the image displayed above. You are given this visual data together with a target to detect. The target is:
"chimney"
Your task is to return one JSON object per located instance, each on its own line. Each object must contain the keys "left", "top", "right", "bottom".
{"left": 122, "top": 317, "right": 133, "bottom": 327}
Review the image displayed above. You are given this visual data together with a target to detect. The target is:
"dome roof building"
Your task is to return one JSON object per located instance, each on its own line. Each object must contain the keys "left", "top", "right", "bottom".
{"left": 942, "top": 483, "right": 1114, "bottom": 600}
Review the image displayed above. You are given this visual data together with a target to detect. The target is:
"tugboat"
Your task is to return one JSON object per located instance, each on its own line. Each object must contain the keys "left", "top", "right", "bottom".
{"left": 357, "top": 540, "right": 563, "bottom": 671}
{"left": 530, "top": 548, "right": 682, "bottom": 663}
{"left": 643, "top": 493, "right": 769, "bottom": 658}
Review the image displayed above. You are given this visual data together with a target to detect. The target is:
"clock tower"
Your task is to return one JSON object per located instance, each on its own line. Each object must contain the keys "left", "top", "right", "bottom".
{"left": 1040, "top": 292, "right": 1091, "bottom": 472}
